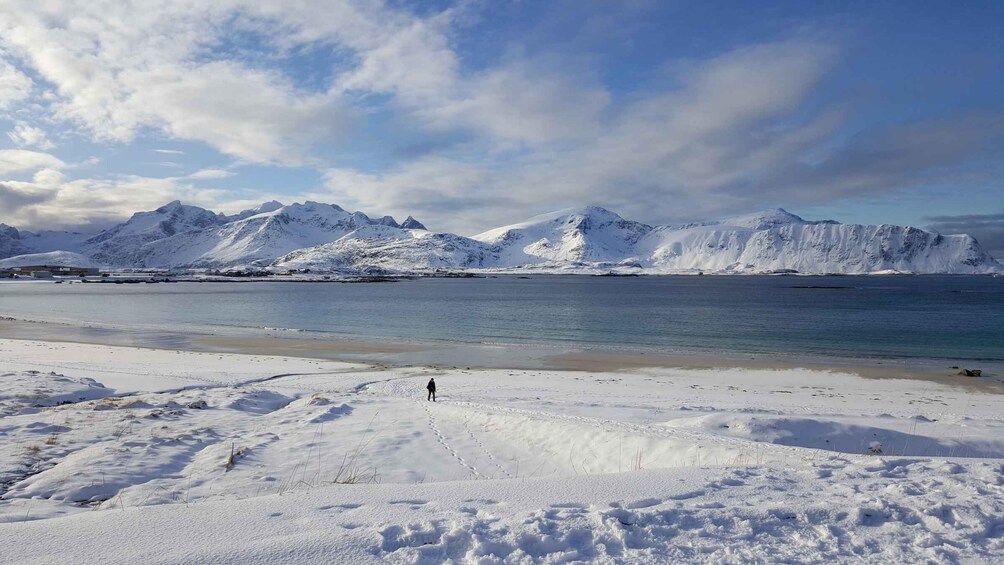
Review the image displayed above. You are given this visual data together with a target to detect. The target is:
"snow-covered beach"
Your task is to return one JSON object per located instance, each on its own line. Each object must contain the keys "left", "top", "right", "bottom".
{"left": 2, "top": 338, "right": 1004, "bottom": 563}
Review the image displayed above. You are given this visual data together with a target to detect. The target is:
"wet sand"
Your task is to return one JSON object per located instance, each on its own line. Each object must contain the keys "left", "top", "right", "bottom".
{"left": 549, "top": 350, "right": 1004, "bottom": 392}
{"left": 1, "top": 317, "right": 1001, "bottom": 393}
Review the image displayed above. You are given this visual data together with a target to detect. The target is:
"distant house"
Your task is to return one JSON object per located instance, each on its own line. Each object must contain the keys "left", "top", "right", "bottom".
{"left": 29, "top": 270, "right": 54, "bottom": 279}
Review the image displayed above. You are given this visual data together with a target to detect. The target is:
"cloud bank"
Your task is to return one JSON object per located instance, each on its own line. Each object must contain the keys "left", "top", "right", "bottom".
{"left": 0, "top": 1, "right": 1000, "bottom": 236}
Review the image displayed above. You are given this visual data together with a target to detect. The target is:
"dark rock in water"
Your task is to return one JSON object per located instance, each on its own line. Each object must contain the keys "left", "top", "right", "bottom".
{"left": 957, "top": 369, "right": 982, "bottom": 377}
{"left": 594, "top": 272, "right": 640, "bottom": 277}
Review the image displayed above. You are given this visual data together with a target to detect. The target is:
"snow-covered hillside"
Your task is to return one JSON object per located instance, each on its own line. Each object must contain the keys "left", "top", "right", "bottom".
{"left": 0, "top": 202, "right": 999, "bottom": 274}
{"left": 274, "top": 228, "right": 497, "bottom": 273}
{"left": 136, "top": 202, "right": 430, "bottom": 268}
{"left": 80, "top": 201, "right": 229, "bottom": 266}
{"left": 473, "top": 206, "right": 652, "bottom": 267}
{"left": 0, "top": 251, "right": 95, "bottom": 269}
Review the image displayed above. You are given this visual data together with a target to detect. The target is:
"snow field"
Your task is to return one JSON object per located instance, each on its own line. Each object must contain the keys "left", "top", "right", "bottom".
{"left": 2, "top": 340, "right": 1004, "bottom": 563}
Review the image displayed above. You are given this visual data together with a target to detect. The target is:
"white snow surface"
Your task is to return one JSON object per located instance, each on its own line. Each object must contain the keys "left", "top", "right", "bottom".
{"left": 2, "top": 338, "right": 1004, "bottom": 563}
{"left": 1, "top": 203, "right": 999, "bottom": 273}
{"left": 0, "top": 251, "right": 95, "bottom": 268}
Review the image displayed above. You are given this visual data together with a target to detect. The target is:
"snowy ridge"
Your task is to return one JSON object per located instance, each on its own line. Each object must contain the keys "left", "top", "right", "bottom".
{"left": 81, "top": 200, "right": 229, "bottom": 266}
{"left": 275, "top": 229, "right": 496, "bottom": 273}
{"left": 136, "top": 201, "right": 429, "bottom": 268}
{"left": 0, "top": 202, "right": 1000, "bottom": 274}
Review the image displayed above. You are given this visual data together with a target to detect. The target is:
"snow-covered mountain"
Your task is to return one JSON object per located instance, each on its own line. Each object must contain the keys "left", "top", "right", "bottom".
{"left": 277, "top": 206, "right": 1000, "bottom": 274}
{"left": 636, "top": 209, "right": 998, "bottom": 274}
{"left": 80, "top": 200, "right": 229, "bottom": 266}
{"left": 0, "top": 224, "right": 88, "bottom": 258}
{"left": 133, "top": 201, "right": 432, "bottom": 268}
{"left": 0, "top": 224, "right": 30, "bottom": 258}
{"left": 472, "top": 206, "right": 652, "bottom": 267}
{"left": 274, "top": 228, "right": 496, "bottom": 273}
{"left": 0, "top": 203, "right": 999, "bottom": 274}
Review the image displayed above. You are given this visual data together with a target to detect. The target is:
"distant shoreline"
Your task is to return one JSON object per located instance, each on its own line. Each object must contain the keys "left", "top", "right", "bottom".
{"left": 3, "top": 272, "right": 1003, "bottom": 286}
{"left": 2, "top": 315, "right": 1000, "bottom": 394}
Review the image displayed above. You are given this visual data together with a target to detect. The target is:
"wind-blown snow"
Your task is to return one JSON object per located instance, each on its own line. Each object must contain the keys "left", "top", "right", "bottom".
{"left": 1, "top": 203, "right": 1000, "bottom": 274}
{"left": 2, "top": 339, "right": 1003, "bottom": 563}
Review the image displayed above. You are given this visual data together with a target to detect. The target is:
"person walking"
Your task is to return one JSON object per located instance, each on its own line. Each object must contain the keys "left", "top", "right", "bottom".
{"left": 427, "top": 378, "right": 436, "bottom": 402}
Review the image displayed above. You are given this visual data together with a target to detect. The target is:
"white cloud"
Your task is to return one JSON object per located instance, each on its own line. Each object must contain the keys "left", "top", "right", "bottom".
{"left": 187, "top": 168, "right": 234, "bottom": 180}
{"left": 7, "top": 122, "right": 55, "bottom": 149}
{"left": 0, "top": 3, "right": 999, "bottom": 235}
{"left": 0, "top": 150, "right": 66, "bottom": 174}
{"left": 0, "top": 2, "right": 354, "bottom": 165}
{"left": 420, "top": 60, "right": 611, "bottom": 146}
{"left": 336, "top": 14, "right": 460, "bottom": 107}
{"left": 0, "top": 172, "right": 242, "bottom": 230}
{"left": 0, "top": 53, "right": 32, "bottom": 108}
{"left": 32, "top": 168, "right": 65, "bottom": 186}
{"left": 319, "top": 41, "right": 845, "bottom": 232}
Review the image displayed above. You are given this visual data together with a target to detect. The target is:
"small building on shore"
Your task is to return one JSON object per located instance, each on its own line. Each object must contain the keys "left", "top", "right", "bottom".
{"left": 11, "top": 265, "right": 101, "bottom": 277}
{"left": 0, "top": 251, "right": 100, "bottom": 277}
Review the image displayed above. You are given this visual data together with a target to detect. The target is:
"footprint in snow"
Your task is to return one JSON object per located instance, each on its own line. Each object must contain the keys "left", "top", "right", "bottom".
{"left": 667, "top": 490, "right": 706, "bottom": 500}
{"left": 625, "top": 498, "right": 661, "bottom": 509}
{"left": 550, "top": 502, "right": 588, "bottom": 509}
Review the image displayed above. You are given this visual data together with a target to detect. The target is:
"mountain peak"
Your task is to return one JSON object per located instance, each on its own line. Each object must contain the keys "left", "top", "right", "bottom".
{"left": 155, "top": 200, "right": 185, "bottom": 213}
{"left": 721, "top": 208, "right": 809, "bottom": 230}
{"left": 564, "top": 205, "right": 620, "bottom": 218}
{"left": 512, "top": 205, "right": 627, "bottom": 228}
{"left": 0, "top": 223, "right": 20, "bottom": 239}
{"left": 400, "top": 216, "right": 426, "bottom": 230}
{"left": 254, "top": 200, "right": 284, "bottom": 213}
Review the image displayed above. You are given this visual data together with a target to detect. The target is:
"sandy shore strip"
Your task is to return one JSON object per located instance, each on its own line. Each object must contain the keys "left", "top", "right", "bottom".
{"left": 1, "top": 316, "right": 1001, "bottom": 392}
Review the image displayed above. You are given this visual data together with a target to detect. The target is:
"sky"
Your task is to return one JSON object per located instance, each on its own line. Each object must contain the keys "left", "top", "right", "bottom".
{"left": 0, "top": 0, "right": 1002, "bottom": 255}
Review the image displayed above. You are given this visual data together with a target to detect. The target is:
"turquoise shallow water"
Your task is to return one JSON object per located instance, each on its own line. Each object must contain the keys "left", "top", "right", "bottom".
{"left": 1, "top": 275, "right": 1002, "bottom": 362}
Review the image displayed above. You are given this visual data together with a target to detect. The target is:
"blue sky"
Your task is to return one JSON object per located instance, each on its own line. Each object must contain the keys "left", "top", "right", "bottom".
{"left": 0, "top": 1, "right": 1002, "bottom": 253}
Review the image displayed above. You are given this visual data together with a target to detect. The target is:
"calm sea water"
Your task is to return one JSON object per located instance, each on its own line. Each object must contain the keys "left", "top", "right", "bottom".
{"left": 1, "top": 276, "right": 1003, "bottom": 362}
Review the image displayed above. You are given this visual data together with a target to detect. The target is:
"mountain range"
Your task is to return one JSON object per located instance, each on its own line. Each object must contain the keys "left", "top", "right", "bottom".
{"left": 0, "top": 201, "right": 1000, "bottom": 275}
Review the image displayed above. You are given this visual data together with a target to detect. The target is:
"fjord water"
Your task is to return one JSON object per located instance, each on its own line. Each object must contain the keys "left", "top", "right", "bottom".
{"left": 1, "top": 275, "right": 1002, "bottom": 362}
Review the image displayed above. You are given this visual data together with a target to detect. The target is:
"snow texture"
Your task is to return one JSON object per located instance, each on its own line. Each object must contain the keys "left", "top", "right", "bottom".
{"left": 2, "top": 339, "right": 1004, "bottom": 563}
